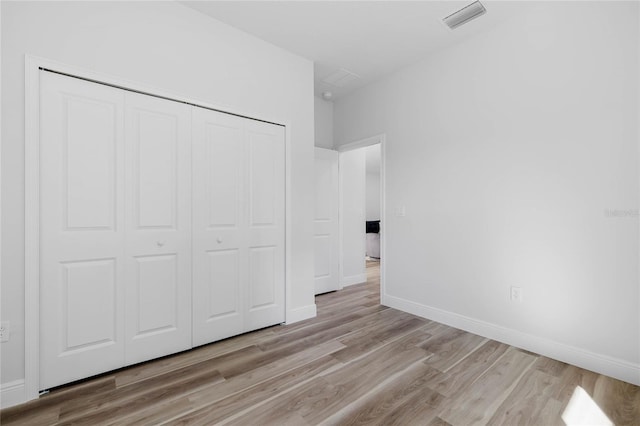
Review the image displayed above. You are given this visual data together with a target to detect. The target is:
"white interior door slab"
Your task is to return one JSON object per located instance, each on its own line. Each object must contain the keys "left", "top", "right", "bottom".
{"left": 339, "top": 149, "right": 367, "bottom": 287}
{"left": 123, "top": 92, "right": 192, "bottom": 365}
{"left": 314, "top": 148, "right": 340, "bottom": 294}
{"left": 192, "top": 109, "right": 246, "bottom": 345}
{"left": 40, "top": 72, "right": 126, "bottom": 389}
{"left": 244, "top": 119, "right": 285, "bottom": 330}
{"left": 192, "top": 108, "right": 285, "bottom": 346}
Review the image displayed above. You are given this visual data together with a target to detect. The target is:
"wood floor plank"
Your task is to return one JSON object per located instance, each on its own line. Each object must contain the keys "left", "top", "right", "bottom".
{"left": 0, "top": 375, "right": 115, "bottom": 425}
{"left": 303, "top": 336, "right": 432, "bottom": 423}
{"left": 56, "top": 368, "right": 224, "bottom": 425}
{"left": 230, "top": 329, "right": 431, "bottom": 425}
{"left": 428, "top": 417, "right": 453, "bottom": 426}
{"left": 591, "top": 374, "right": 640, "bottom": 426}
{"left": 0, "top": 403, "right": 60, "bottom": 426}
{"left": 2, "top": 261, "right": 638, "bottom": 426}
{"left": 422, "top": 329, "right": 487, "bottom": 373}
{"left": 162, "top": 355, "right": 342, "bottom": 426}
{"left": 332, "top": 315, "right": 427, "bottom": 363}
{"left": 437, "top": 347, "right": 538, "bottom": 426}
{"left": 372, "top": 381, "right": 446, "bottom": 426}
{"left": 114, "top": 328, "right": 275, "bottom": 387}
{"left": 58, "top": 353, "right": 226, "bottom": 419}
{"left": 532, "top": 356, "right": 570, "bottom": 378}
{"left": 322, "top": 361, "right": 443, "bottom": 425}
{"left": 486, "top": 369, "right": 561, "bottom": 425}
{"left": 117, "top": 339, "right": 346, "bottom": 426}
{"left": 272, "top": 303, "right": 387, "bottom": 337}
{"left": 426, "top": 339, "right": 510, "bottom": 398}
{"left": 221, "top": 376, "right": 336, "bottom": 425}
{"left": 258, "top": 311, "right": 367, "bottom": 351}
{"left": 552, "top": 364, "right": 600, "bottom": 402}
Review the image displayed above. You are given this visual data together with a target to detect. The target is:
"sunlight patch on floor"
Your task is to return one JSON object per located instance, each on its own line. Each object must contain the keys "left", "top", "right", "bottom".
{"left": 562, "top": 386, "right": 613, "bottom": 426}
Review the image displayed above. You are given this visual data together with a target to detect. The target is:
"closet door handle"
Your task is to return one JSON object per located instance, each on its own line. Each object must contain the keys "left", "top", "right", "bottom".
{"left": 216, "top": 237, "right": 223, "bottom": 244}
{"left": 156, "top": 241, "right": 165, "bottom": 247}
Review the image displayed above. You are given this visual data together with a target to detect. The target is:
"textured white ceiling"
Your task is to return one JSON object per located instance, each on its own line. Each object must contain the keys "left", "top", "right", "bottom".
{"left": 181, "top": 1, "right": 523, "bottom": 100}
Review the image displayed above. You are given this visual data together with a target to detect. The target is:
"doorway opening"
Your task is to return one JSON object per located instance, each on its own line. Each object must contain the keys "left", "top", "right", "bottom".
{"left": 337, "top": 135, "right": 385, "bottom": 300}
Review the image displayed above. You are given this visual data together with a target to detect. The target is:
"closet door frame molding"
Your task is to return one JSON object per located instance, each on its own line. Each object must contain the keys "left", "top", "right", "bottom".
{"left": 24, "top": 55, "right": 293, "bottom": 405}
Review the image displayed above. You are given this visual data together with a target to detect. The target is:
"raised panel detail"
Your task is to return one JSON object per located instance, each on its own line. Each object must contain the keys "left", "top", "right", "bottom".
{"left": 249, "top": 246, "right": 276, "bottom": 309}
{"left": 315, "top": 159, "right": 333, "bottom": 221}
{"left": 249, "top": 133, "right": 277, "bottom": 226}
{"left": 206, "top": 124, "right": 243, "bottom": 228}
{"left": 135, "top": 110, "right": 177, "bottom": 229}
{"left": 135, "top": 255, "right": 177, "bottom": 336}
{"left": 62, "top": 259, "right": 116, "bottom": 351}
{"left": 207, "top": 249, "right": 240, "bottom": 319}
{"left": 64, "top": 97, "right": 116, "bottom": 230}
{"left": 314, "top": 235, "right": 331, "bottom": 279}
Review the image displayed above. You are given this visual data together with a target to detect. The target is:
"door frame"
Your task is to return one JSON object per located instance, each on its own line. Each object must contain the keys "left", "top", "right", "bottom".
{"left": 24, "top": 55, "right": 293, "bottom": 403}
{"left": 336, "top": 134, "right": 386, "bottom": 302}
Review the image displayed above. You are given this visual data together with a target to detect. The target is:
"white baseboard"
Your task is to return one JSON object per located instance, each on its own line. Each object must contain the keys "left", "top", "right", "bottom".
{"left": 1, "top": 379, "right": 27, "bottom": 409}
{"left": 286, "top": 303, "right": 317, "bottom": 325}
{"left": 342, "top": 273, "right": 367, "bottom": 287}
{"left": 384, "top": 294, "right": 640, "bottom": 386}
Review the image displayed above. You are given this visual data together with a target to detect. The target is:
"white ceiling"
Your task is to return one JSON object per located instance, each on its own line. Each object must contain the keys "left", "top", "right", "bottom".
{"left": 181, "top": 1, "right": 523, "bottom": 100}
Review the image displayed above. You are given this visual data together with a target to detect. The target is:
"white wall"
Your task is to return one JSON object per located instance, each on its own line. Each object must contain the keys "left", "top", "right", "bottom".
{"left": 365, "top": 144, "right": 381, "bottom": 221}
{"left": 340, "top": 149, "right": 366, "bottom": 286}
{"left": 334, "top": 2, "right": 639, "bottom": 384}
{"left": 1, "top": 1, "right": 315, "bottom": 391}
{"left": 314, "top": 96, "right": 334, "bottom": 149}
{"left": 366, "top": 172, "right": 381, "bottom": 222}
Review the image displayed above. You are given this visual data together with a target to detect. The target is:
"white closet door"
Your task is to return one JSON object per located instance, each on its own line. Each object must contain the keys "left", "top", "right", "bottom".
{"left": 314, "top": 148, "right": 340, "bottom": 294}
{"left": 244, "top": 119, "right": 285, "bottom": 331}
{"left": 123, "top": 92, "right": 192, "bottom": 364}
{"left": 192, "top": 109, "right": 247, "bottom": 345}
{"left": 192, "top": 108, "right": 285, "bottom": 346}
{"left": 40, "top": 72, "right": 126, "bottom": 389}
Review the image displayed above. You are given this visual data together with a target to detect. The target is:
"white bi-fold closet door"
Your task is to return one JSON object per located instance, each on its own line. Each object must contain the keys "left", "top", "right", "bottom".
{"left": 39, "top": 71, "right": 285, "bottom": 390}
{"left": 191, "top": 108, "right": 285, "bottom": 346}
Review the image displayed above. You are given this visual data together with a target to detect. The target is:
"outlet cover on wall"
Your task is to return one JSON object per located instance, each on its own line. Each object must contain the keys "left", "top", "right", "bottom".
{"left": 394, "top": 206, "right": 406, "bottom": 217}
{"left": 510, "top": 286, "right": 523, "bottom": 303}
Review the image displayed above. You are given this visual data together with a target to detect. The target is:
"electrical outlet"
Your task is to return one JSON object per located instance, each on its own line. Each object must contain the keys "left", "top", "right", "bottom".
{"left": 394, "top": 206, "right": 406, "bottom": 217}
{"left": 0, "top": 322, "right": 10, "bottom": 343}
{"left": 510, "top": 286, "right": 523, "bottom": 303}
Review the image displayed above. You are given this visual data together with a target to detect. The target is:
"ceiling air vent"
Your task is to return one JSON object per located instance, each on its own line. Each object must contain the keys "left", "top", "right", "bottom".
{"left": 322, "top": 68, "right": 360, "bottom": 88}
{"left": 443, "top": 1, "right": 486, "bottom": 30}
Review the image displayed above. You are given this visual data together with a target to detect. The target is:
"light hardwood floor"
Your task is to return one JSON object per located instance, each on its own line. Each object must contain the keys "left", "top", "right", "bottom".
{"left": 2, "top": 261, "right": 639, "bottom": 425}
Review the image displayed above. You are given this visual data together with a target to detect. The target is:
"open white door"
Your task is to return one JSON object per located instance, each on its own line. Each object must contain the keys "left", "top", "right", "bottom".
{"left": 339, "top": 148, "right": 367, "bottom": 287}
{"left": 314, "top": 148, "right": 340, "bottom": 294}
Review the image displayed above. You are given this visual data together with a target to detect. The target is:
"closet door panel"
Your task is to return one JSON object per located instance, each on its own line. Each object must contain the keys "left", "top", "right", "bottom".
{"left": 133, "top": 254, "right": 178, "bottom": 333}
{"left": 206, "top": 249, "right": 241, "bottom": 319}
{"left": 192, "top": 108, "right": 246, "bottom": 346}
{"left": 40, "top": 72, "right": 126, "bottom": 390}
{"left": 135, "top": 109, "right": 177, "bottom": 228}
{"left": 124, "top": 92, "right": 192, "bottom": 365}
{"left": 206, "top": 128, "right": 243, "bottom": 228}
{"left": 249, "top": 246, "right": 276, "bottom": 307}
{"left": 249, "top": 133, "right": 278, "bottom": 226}
{"left": 62, "top": 260, "right": 117, "bottom": 346}
{"left": 245, "top": 121, "right": 285, "bottom": 330}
